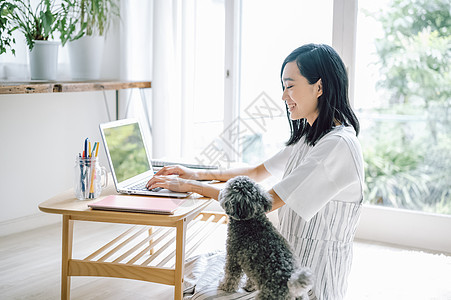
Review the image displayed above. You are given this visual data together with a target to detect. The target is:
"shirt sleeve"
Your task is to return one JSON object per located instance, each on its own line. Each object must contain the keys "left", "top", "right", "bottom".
{"left": 263, "top": 145, "right": 293, "bottom": 179}
{"left": 272, "top": 136, "right": 360, "bottom": 222}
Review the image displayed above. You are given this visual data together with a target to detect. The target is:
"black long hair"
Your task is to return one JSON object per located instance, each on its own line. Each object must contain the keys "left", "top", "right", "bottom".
{"left": 281, "top": 44, "right": 360, "bottom": 146}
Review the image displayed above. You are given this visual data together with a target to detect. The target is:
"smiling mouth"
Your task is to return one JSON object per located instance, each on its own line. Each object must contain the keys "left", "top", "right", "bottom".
{"left": 288, "top": 103, "right": 296, "bottom": 111}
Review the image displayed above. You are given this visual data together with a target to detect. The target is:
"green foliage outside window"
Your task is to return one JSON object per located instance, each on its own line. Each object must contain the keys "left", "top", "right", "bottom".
{"left": 362, "top": 0, "right": 451, "bottom": 214}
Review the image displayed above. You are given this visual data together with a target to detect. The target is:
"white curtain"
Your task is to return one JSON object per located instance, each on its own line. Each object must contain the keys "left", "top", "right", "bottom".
{"left": 119, "top": 0, "right": 184, "bottom": 160}
{"left": 151, "top": 0, "right": 183, "bottom": 159}
{"left": 118, "top": 0, "right": 153, "bottom": 148}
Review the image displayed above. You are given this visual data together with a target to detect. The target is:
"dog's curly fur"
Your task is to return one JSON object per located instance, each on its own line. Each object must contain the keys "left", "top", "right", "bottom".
{"left": 218, "top": 176, "right": 313, "bottom": 300}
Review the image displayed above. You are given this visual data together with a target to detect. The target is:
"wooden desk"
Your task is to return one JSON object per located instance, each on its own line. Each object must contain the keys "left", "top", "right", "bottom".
{"left": 0, "top": 80, "right": 151, "bottom": 121}
{"left": 39, "top": 183, "right": 226, "bottom": 300}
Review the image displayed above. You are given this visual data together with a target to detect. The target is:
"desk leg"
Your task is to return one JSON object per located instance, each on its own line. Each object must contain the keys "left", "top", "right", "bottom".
{"left": 61, "top": 215, "right": 74, "bottom": 300}
{"left": 174, "top": 218, "right": 187, "bottom": 300}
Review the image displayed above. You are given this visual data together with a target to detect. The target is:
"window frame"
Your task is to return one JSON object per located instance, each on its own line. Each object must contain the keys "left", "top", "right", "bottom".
{"left": 223, "top": 0, "right": 242, "bottom": 162}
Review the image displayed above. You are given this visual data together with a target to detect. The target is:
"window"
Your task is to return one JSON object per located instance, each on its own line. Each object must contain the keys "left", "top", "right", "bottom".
{"left": 181, "top": 0, "right": 334, "bottom": 167}
{"left": 355, "top": 0, "right": 451, "bottom": 215}
{"left": 238, "top": 0, "right": 333, "bottom": 164}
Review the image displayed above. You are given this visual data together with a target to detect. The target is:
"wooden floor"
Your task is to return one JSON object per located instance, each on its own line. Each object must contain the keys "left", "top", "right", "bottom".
{"left": 1, "top": 219, "right": 450, "bottom": 300}
{"left": 0, "top": 221, "right": 184, "bottom": 299}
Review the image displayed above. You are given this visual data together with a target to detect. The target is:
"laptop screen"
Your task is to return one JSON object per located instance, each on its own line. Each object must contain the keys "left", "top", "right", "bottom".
{"left": 102, "top": 122, "right": 151, "bottom": 183}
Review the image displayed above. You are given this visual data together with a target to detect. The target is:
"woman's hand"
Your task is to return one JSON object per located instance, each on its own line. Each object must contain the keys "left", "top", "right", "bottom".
{"left": 146, "top": 174, "right": 192, "bottom": 193}
{"left": 145, "top": 167, "right": 222, "bottom": 199}
{"left": 152, "top": 165, "right": 199, "bottom": 180}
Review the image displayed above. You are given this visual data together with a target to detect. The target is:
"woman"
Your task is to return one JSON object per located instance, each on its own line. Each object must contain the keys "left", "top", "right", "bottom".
{"left": 146, "top": 43, "right": 364, "bottom": 299}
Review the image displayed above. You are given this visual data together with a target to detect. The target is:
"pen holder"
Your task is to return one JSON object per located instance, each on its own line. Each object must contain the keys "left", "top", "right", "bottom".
{"left": 74, "top": 156, "right": 108, "bottom": 200}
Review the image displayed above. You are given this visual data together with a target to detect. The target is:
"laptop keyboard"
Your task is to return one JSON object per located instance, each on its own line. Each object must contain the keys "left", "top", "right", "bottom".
{"left": 129, "top": 181, "right": 162, "bottom": 192}
{"left": 151, "top": 160, "right": 218, "bottom": 170}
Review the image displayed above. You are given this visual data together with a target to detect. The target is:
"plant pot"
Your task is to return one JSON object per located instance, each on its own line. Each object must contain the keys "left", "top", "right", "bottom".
{"left": 68, "top": 36, "right": 105, "bottom": 80}
{"left": 29, "top": 40, "right": 60, "bottom": 80}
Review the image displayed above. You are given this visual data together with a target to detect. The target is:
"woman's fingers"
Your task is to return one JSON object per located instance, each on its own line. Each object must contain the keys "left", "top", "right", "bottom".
{"left": 146, "top": 175, "right": 163, "bottom": 189}
{"left": 154, "top": 165, "right": 184, "bottom": 176}
{"left": 153, "top": 165, "right": 199, "bottom": 181}
{"left": 146, "top": 175, "right": 187, "bottom": 192}
{"left": 154, "top": 166, "right": 174, "bottom": 176}
{"left": 147, "top": 165, "right": 194, "bottom": 192}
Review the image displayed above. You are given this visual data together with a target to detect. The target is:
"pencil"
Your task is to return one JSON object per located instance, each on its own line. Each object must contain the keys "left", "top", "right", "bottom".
{"left": 88, "top": 141, "right": 100, "bottom": 198}
{"left": 88, "top": 158, "right": 96, "bottom": 198}
{"left": 90, "top": 142, "right": 96, "bottom": 158}
{"left": 95, "top": 142, "right": 99, "bottom": 157}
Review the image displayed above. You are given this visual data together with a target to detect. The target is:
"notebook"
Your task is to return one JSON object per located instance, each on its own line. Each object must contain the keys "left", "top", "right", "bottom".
{"left": 99, "top": 118, "right": 189, "bottom": 198}
{"left": 88, "top": 195, "right": 185, "bottom": 215}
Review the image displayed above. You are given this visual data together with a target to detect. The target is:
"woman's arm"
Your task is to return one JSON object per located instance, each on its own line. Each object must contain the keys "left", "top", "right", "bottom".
{"left": 145, "top": 175, "right": 221, "bottom": 199}
{"left": 187, "top": 180, "right": 221, "bottom": 200}
{"left": 146, "top": 164, "right": 272, "bottom": 200}
{"left": 146, "top": 178, "right": 286, "bottom": 206}
{"left": 268, "top": 189, "right": 286, "bottom": 212}
{"left": 150, "top": 163, "right": 271, "bottom": 182}
{"left": 195, "top": 163, "right": 271, "bottom": 182}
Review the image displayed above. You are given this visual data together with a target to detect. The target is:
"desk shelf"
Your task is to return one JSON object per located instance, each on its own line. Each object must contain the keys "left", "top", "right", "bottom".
{"left": 68, "top": 212, "right": 227, "bottom": 294}
{"left": 0, "top": 80, "right": 151, "bottom": 121}
{"left": 0, "top": 80, "right": 151, "bottom": 94}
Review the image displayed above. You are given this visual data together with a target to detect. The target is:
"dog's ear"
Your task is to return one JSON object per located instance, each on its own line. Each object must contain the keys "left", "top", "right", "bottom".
{"left": 219, "top": 176, "right": 271, "bottom": 220}
{"left": 258, "top": 189, "right": 273, "bottom": 213}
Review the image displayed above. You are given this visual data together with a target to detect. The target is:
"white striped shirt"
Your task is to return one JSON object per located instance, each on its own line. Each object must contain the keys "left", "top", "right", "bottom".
{"left": 264, "top": 126, "right": 364, "bottom": 300}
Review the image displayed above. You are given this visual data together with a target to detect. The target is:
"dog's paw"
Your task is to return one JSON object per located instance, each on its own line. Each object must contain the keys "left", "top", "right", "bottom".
{"left": 243, "top": 285, "right": 257, "bottom": 292}
{"left": 243, "top": 277, "right": 256, "bottom": 292}
{"left": 219, "top": 280, "right": 238, "bottom": 293}
{"left": 288, "top": 267, "right": 314, "bottom": 298}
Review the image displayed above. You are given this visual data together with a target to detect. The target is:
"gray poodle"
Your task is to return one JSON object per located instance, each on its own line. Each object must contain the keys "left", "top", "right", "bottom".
{"left": 218, "top": 176, "right": 313, "bottom": 300}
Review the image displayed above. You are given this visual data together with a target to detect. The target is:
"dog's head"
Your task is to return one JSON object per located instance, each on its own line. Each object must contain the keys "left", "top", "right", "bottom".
{"left": 219, "top": 176, "right": 273, "bottom": 221}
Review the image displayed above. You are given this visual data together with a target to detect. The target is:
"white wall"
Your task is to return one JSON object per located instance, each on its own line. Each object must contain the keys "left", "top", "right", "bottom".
{"left": 356, "top": 205, "right": 451, "bottom": 254}
{"left": 0, "top": 13, "right": 125, "bottom": 235}
{"left": 0, "top": 91, "right": 116, "bottom": 234}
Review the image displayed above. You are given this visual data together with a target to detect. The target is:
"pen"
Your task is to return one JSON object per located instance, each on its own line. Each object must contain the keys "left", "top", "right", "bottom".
{"left": 84, "top": 138, "right": 88, "bottom": 158}
{"left": 79, "top": 153, "right": 85, "bottom": 194}
{"left": 83, "top": 138, "right": 89, "bottom": 197}
{"left": 80, "top": 138, "right": 100, "bottom": 199}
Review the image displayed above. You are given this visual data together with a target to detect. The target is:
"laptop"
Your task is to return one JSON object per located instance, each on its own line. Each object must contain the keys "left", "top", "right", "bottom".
{"left": 99, "top": 118, "right": 189, "bottom": 198}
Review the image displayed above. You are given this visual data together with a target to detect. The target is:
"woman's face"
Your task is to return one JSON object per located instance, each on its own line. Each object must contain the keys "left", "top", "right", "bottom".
{"left": 281, "top": 61, "right": 322, "bottom": 125}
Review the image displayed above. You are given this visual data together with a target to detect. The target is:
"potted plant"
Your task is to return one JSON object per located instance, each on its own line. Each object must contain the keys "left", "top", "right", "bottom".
{"left": 0, "top": 0, "right": 61, "bottom": 80}
{"left": 58, "top": 0, "right": 119, "bottom": 80}
{"left": 0, "top": 2, "right": 17, "bottom": 56}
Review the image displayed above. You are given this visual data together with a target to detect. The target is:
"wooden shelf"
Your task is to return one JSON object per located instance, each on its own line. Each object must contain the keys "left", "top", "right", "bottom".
{"left": 0, "top": 80, "right": 151, "bottom": 95}
{"left": 0, "top": 80, "right": 152, "bottom": 120}
{"left": 69, "top": 212, "right": 227, "bottom": 286}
